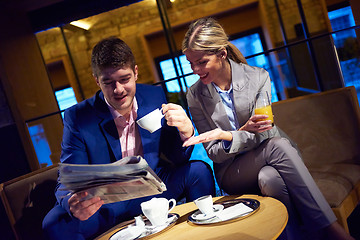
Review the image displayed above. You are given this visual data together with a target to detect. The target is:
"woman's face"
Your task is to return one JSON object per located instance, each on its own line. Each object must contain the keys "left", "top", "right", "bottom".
{"left": 184, "top": 49, "right": 227, "bottom": 85}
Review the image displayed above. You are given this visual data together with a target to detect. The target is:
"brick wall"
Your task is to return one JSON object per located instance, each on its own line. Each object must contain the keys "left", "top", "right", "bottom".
{"left": 260, "top": 0, "right": 329, "bottom": 44}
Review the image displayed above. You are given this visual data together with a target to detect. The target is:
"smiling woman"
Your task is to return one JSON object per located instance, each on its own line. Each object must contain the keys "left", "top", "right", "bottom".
{"left": 182, "top": 17, "right": 354, "bottom": 240}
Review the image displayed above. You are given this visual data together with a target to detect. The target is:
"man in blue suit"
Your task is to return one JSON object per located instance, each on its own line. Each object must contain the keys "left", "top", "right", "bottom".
{"left": 42, "top": 37, "right": 215, "bottom": 240}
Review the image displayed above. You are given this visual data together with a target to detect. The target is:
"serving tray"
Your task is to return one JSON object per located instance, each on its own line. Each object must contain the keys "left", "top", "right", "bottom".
{"left": 188, "top": 198, "right": 260, "bottom": 225}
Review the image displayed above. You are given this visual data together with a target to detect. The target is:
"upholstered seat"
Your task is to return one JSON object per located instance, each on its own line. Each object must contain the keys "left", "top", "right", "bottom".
{"left": 272, "top": 86, "right": 360, "bottom": 232}
{"left": 0, "top": 164, "right": 58, "bottom": 240}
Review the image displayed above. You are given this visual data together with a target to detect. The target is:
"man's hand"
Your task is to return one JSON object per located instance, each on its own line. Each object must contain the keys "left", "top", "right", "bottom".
{"left": 68, "top": 192, "right": 104, "bottom": 221}
{"left": 162, "top": 103, "right": 194, "bottom": 139}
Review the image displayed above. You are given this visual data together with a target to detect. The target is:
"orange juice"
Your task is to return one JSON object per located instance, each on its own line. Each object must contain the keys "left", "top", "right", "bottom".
{"left": 254, "top": 105, "right": 274, "bottom": 123}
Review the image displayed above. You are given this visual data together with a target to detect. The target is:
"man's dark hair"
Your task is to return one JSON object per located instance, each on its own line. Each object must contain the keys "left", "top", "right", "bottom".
{"left": 91, "top": 36, "right": 136, "bottom": 77}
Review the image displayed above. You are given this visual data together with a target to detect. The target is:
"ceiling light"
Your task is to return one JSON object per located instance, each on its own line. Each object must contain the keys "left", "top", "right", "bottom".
{"left": 70, "top": 20, "right": 91, "bottom": 30}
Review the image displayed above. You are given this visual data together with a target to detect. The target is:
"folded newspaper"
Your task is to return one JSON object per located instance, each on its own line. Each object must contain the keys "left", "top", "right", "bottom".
{"left": 59, "top": 156, "right": 167, "bottom": 204}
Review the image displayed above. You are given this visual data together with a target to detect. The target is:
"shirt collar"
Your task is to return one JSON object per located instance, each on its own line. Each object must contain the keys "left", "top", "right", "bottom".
{"left": 212, "top": 82, "right": 233, "bottom": 94}
{"left": 105, "top": 97, "right": 138, "bottom": 122}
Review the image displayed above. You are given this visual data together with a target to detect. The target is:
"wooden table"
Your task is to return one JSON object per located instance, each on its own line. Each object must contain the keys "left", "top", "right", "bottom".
{"left": 95, "top": 194, "right": 288, "bottom": 240}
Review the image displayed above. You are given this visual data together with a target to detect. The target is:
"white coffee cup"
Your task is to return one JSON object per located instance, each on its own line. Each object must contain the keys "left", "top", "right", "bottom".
{"left": 140, "top": 197, "right": 176, "bottom": 226}
{"left": 136, "top": 108, "right": 164, "bottom": 133}
{"left": 194, "top": 195, "right": 214, "bottom": 215}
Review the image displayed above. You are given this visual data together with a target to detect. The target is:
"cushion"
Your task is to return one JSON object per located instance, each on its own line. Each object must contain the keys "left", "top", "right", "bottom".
{"left": 309, "top": 162, "right": 360, "bottom": 207}
{"left": 273, "top": 88, "right": 360, "bottom": 167}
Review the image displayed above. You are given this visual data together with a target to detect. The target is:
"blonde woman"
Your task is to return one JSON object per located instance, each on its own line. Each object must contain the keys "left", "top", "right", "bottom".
{"left": 182, "top": 17, "right": 353, "bottom": 240}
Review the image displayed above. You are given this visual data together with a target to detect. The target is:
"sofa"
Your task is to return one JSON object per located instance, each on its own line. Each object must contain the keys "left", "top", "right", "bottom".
{"left": 272, "top": 86, "right": 360, "bottom": 232}
{"left": 0, "top": 164, "right": 58, "bottom": 240}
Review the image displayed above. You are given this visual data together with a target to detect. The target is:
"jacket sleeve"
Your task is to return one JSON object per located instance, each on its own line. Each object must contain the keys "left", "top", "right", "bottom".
{"left": 158, "top": 88, "right": 194, "bottom": 166}
{"left": 55, "top": 106, "right": 88, "bottom": 216}
{"left": 186, "top": 87, "right": 238, "bottom": 164}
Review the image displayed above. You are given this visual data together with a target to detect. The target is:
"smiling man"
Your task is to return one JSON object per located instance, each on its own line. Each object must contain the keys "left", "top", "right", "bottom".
{"left": 42, "top": 37, "right": 215, "bottom": 240}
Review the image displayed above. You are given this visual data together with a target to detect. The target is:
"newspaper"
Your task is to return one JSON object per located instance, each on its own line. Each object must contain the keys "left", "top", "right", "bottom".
{"left": 59, "top": 156, "right": 167, "bottom": 204}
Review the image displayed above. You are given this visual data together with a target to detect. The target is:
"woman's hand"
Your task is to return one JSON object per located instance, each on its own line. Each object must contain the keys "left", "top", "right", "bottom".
{"left": 239, "top": 114, "right": 272, "bottom": 133}
{"left": 162, "top": 103, "right": 194, "bottom": 139}
{"left": 68, "top": 191, "right": 104, "bottom": 221}
{"left": 183, "top": 128, "right": 232, "bottom": 147}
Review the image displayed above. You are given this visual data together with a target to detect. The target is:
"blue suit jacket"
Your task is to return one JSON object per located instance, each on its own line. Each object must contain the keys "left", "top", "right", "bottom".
{"left": 56, "top": 84, "right": 193, "bottom": 213}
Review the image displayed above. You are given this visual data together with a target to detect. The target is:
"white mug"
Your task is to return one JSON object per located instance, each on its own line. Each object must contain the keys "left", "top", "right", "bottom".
{"left": 194, "top": 195, "right": 214, "bottom": 215}
{"left": 140, "top": 197, "right": 176, "bottom": 226}
{"left": 136, "top": 108, "right": 164, "bottom": 133}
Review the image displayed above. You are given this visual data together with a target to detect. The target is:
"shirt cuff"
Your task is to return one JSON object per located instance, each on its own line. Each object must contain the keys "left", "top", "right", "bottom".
{"left": 180, "top": 128, "right": 195, "bottom": 142}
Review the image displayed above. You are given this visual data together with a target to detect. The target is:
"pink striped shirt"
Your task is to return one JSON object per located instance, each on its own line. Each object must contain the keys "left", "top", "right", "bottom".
{"left": 105, "top": 98, "right": 143, "bottom": 158}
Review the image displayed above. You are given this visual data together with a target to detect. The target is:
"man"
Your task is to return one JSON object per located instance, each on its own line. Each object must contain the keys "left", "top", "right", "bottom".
{"left": 42, "top": 37, "right": 215, "bottom": 240}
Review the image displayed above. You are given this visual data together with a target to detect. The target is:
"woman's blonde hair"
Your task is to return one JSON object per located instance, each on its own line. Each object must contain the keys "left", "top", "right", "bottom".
{"left": 182, "top": 17, "right": 247, "bottom": 64}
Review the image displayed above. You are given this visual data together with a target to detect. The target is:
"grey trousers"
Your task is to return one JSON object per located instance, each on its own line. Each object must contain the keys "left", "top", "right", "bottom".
{"left": 220, "top": 137, "right": 336, "bottom": 239}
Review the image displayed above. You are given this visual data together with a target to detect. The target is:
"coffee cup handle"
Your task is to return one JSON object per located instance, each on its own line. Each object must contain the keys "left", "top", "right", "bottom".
{"left": 160, "top": 108, "right": 165, "bottom": 118}
{"left": 168, "top": 199, "right": 176, "bottom": 213}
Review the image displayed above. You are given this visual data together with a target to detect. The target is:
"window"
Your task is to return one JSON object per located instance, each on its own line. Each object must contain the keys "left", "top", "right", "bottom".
{"left": 55, "top": 87, "right": 77, "bottom": 118}
{"left": 28, "top": 124, "right": 52, "bottom": 167}
{"left": 328, "top": 6, "right": 356, "bottom": 47}
{"left": 27, "top": 86, "right": 77, "bottom": 167}
{"left": 328, "top": 5, "right": 360, "bottom": 101}
{"left": 158, "top": 56, "right": 198, "bottom": 92}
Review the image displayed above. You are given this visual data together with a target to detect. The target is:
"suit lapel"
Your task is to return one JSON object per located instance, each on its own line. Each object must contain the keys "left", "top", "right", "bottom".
{"left": 100, "top": 118, "right": 122, "bottom": 161}
{"left": 94, "top": 91, "right": 122, "bottom": 161}
{"left": 231, "top": 60, "right": 252, "bottom": 125}
{"left": 200, "top": 83, "right": 233, "bottom": 131}
{"left": 200, "top": 60, "right": 252, "bottom": 130}
{"left": 135, "top": 87, "right": 160, "bottom": 156}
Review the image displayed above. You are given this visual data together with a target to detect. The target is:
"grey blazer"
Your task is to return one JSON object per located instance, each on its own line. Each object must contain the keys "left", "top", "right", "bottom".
{"left": 186, "top": 59, "right": 283, "bottom": 181}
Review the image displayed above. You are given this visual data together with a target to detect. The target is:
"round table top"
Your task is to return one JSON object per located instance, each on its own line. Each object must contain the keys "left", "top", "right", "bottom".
{"left": 95, "top": 194, "right": 288, "bottom": 240}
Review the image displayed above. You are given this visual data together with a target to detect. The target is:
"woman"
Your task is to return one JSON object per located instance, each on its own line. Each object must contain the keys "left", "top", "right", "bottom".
{"left": 182, "top": 17, "right": 353, "bottom": 240}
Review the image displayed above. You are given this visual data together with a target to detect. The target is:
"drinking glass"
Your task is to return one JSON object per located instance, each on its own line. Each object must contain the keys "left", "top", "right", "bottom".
{"left": 254, "top": 91, "right": 274, "bottom": 124}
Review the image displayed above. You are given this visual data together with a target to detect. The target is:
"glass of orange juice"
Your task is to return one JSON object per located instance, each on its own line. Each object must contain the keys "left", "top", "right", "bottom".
{"left": 254, "top": 91, "right": 274, "bottom": 125}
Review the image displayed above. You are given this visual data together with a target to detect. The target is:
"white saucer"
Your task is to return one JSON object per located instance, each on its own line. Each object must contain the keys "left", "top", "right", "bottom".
{"left": 109, "top": 225, "right": 143, "bottom": 240}
{"left": 144, "top": 215, "right": 176, "bottom": 231}
{"left": 110, "top": 213, "right": 179, "bottom": 240}
{"left": 191, "top": 204, "right": 224, "bottom": 221}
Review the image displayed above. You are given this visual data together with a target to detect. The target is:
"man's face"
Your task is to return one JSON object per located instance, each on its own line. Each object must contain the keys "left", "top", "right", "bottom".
{"left": 95, "top": 65, "right": 138, "bottom": 117}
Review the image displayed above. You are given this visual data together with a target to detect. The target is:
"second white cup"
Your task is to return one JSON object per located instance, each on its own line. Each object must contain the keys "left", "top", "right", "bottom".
{"left": 194, "top": 195, "right": 214, "bottom": 215}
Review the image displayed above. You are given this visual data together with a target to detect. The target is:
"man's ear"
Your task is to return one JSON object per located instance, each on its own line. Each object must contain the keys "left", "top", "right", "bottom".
{"left": 93, "top": 74, "right": 100, "bottom": 87}
{"left": 134, "top": 65, "right": 138, "bottom": 81}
